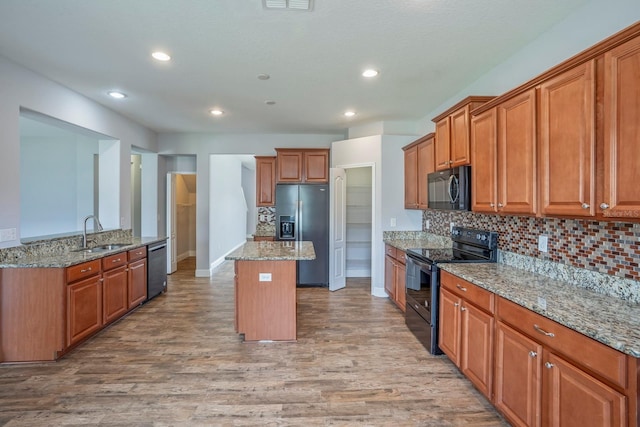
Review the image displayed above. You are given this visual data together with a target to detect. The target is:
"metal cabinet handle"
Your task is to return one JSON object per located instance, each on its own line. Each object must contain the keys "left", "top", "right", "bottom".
{"left": 112, "top": 258, "right": 121, "bottom": 263}
{"left": 533, "top": 324, "right": 555, "bottom": 337}
{"left": 529, "top": 351, "right": 537, "bottom": 358}
{"left": 136, "top": 251, "right": 143, "bottom": 255}
{"left": 460, "top": 306, "right": 466, "bottom": 312}
{"left": 453, "top": 302, "right": 459, "bottom": 307}
{"left": 498, "top": 202, "right": 504, "bottom": 208}
{"left": 456, "top": 284, "right": 467, "bottom": 292}
{"left": 449, "top": 160, "right": 453, "bottom": 164}
{"left": 600, "top": 203, "right": 610, "bottom": 210}
{"left": 80, "top": 267, "right": 92, "bottom": 273}
{"left": 489, "top": 203, "right": 495, "bottom": 208}
{"left": 581, "top": 203, "right": 590, "bottom": 209}
{"left": 545, "top": 362, "right": 554, "bottom": 369}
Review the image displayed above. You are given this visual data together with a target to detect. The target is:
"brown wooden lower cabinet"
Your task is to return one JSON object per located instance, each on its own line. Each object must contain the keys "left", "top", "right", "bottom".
{"left": 384, "top": 244, "right": 406, "bottom": 311}
{"left": 128, "top": 258, "right": 147, "bottom": 309}
{"left": 102, "top": 264, "right": 129, "bottom": 325}
{"left": 253, "top": 235, "right": 275, "bottom": 242}
{"left": 439, "top": 271, "right": 638, "bottom": 427}
{"left": 67, "top": 274, "right": 103, "bottom": 347}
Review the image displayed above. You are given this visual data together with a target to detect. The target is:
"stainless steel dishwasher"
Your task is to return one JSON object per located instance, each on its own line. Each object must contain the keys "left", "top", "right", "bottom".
{"left": 147, "top": 241, "right": 167, "bottom": 301}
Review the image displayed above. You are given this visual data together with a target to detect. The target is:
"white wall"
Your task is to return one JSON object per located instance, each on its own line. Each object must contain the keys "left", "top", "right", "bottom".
{"left": 242, "top": 165, "right": 257, "bottom": 238}
{"left": 0, "top": 55, "right": 158, "bottom": 248}
{"left": 331, "top": 134, "right": 420, "bottom": 296}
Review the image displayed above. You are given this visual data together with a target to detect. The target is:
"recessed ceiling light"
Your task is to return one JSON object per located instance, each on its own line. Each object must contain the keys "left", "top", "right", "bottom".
{"left": 108, "top": 91, "right": 127, "bottom": 99}
{"left": 344, "top": 111, "right": 356, "bottom": 117}
{"left": 265, "top": 100, "right": 276, "bottom": 105}
{"left": 152, "top": 51, "right": 171, "bottom": 61}
{"left": 257, "top": 74, "right": 270, "bottom": 80}
{"left": 362, "top": 69, "right": 379, "bottom": 78}
{"left": 210, "top": 109, "right": 224, "bottom": 116}
{"left": 263, "top": 0, "right": 313, "bottom": 10}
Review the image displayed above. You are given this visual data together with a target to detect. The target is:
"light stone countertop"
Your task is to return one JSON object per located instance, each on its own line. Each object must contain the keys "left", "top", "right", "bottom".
{"left": 439, "top": 263, "right": 640, "bottom": 358}
{"left": 225, "top": 241, "right": 315, "bottom": 261}
{"left": 0, "top": 236, "right": 168, "bottom": 269}
{"left": 384, "top": 238, "right": 450, "bottom": 252}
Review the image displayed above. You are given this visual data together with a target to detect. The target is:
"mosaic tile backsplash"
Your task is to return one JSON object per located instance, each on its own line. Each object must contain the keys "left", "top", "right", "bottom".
{"left": 423, "top": 210, "right": 640, "bottom": 281}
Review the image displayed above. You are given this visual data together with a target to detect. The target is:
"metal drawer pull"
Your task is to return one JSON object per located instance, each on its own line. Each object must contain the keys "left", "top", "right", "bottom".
{"left": 456, "top": 284, "right": 467, "bottom": 292}
{"left": 529, "top": 351, "right": 537, "bottom": 358}
{"left": 136, "top": 251, "right": 143, "bottom": 255}
{"left": 112, "top": 258, "right": 121, "bottom": 263}
{"left": 80, "top": 267, "right": 92, "bottom": 273}
{"left": 453, "top": 302, "right": 459, "bottom": 307}
{"left": 600, "top": 203, "right": 610, "bottom": 210}
{"left": 545, "top": 362, "right": 554, "bottom": 369}
{"left": 581, "top": 203, "right": 590, "bottom": 209}
{"left": 460, "top": 306, "right": 466, "bottom": 312}
{"left": 533, "top": 324, "right": 555, "bottom": 337}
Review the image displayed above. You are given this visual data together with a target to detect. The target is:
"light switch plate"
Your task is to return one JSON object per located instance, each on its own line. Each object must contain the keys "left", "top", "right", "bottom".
{"left": 390, "top": 217, "right": 396, "bottom": 227}
{"left": 0, "top": 228, "right": 17, "bottom": 242}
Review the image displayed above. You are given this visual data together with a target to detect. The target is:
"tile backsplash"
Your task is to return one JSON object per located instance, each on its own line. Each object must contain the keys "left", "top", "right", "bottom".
{"left": 423, "top": 210, "right": 640, "bottom": 281}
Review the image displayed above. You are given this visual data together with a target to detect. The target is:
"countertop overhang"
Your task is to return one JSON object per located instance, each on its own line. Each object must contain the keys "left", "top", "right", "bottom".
{"left": 225, "top": 241, "right": 315, "bottom": 261}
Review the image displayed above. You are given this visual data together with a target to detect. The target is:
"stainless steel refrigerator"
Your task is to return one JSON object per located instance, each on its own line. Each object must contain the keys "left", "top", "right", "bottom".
{"left": 275, "top": 184, "right": 329, "bottom": 286}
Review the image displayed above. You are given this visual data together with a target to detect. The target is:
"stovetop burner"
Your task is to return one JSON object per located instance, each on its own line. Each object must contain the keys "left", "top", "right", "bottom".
{"left": 406, "top": 226, "right": 498, "bottom": 264}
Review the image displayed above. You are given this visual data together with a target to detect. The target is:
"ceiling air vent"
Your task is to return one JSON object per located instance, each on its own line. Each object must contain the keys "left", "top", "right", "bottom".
{"left": 263, "top": 0, "right": 313, "bottom": 11}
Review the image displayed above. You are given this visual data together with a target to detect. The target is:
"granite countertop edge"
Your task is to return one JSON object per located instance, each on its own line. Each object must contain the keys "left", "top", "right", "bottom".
{"left": 225, "top": 241, "right": 316, "bottom": 261}
{"left": 438, "top": 263, "right": 640, "bottom": 358}
{"left": 0, "top": 236, "right": 168, "bottom": 269}
{"left": 384, "top": 238, "right": 450, "bottom": 251}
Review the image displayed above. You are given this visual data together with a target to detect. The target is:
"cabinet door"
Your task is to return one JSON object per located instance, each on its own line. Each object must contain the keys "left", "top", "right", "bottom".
{"left": 498, "top": 89, "right": 537, "bottom": 214}
{"left": 495, "top": 321, "right": 543, "bottom": 427}
{"left": 255, "top": 156, "right": 276, "bottom": 206}
{"left": 404, "top": 144, "right": 418, "bottom": 209}
{"left": 435, "top": 117, "right": 451, "bottom": 171}
{"left": 471, "top": 107, "right": 498, "bottom": 213}
{"left": 304, "top": 150, "right": 329, "bottom": 183}
{"left": 417, "top": 136, "right": 435, "bottom": 209}
{"left": 276, "top": 151, "right": 303, "bottom": 182}
{"left": 543, "top": 352, "right": 626, "bottom": 427}
{"left": 103, "top": 265, "right": 128, "bottom": 324}
{"left": 438, "top": 287, "right": 461, "bottom": 366}
{"left": 460, "top": 303, "right": 494, "bottom": 398}
{"left": 540, "top": 61, "right": 596, "bottom": 217}
{"left": 395, "top": 257, "right": 406, "bottom": 312}
{"left": 603, "top": 35, "right": 640, "bottom": 218}
{"left": 450, "top": 105, "right": 471, "bottom": 167}
{"left": 67, "top": 275, "right": 102, "bottom": 347}
{"left": 384, "top": 255, "right": 395, "bottom": 300}
{"left": 128, "top": 258, "right": 147, "bottom": 309}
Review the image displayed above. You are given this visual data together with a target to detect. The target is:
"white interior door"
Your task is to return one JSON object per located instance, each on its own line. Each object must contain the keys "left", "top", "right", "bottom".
{"left": 329, "top": 167, "right": 346, "bottom": 291}
{"left": 166, "top": 173, "right": 177, "bottom": 274}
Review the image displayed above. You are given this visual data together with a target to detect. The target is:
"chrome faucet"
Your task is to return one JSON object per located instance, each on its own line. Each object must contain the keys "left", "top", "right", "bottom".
{"left": 83, "top": 215, "right": 104, "bottom": 248}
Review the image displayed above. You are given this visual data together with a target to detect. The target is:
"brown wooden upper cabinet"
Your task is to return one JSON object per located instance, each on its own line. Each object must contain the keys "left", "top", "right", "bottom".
{"left": 471, "top": 90, "right": 537, "bottom": 215}
{"left": 255, "top": 156, "right": 276, "bottom": 206}
{"left": 432, "top": 96, "right": 495, "bottom": 171}
{"left": 470, "top": 22, "right": 640, "bottom": 221}
{"left": 275, "top": 148, "right": 329, "bottom": 183}
{"left": 403, "top": 133, "right": 435, "bottom": 210}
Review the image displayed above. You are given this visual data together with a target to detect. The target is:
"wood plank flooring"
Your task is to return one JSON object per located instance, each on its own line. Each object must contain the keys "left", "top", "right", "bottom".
{"left": 0, "top": 258, "right": 509, "bottom": 426}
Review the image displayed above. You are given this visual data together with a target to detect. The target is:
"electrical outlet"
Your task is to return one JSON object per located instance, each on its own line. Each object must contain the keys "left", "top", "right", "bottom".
{"left": 425, "top": 220, "right": 430, "bottom": 230}
{"left": 450, "top": 222, "right": 455, "bottom": 232}
{"left": 390, "top": 217, "right": 396, "bottom": 227}
{"left": 538, "top": 235, "right": 548, "bottom": 252}
{"left": 259, "top": 273, "right": 272, "bottom": 282}
{"left": 537, "top": 296, "right": 547, "bottom": 310}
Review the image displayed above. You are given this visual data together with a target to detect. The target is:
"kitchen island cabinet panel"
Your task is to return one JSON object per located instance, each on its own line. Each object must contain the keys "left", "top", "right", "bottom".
{"left": 235, "top": 260, "right": 297, "bottom": 341}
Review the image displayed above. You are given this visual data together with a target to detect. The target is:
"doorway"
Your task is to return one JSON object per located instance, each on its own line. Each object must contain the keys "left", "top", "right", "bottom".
{"left": 167, "top": 173, "right": 197, "bottom": 274}
{"left": 345, "top": 167, "right": 372, "bottom": 278}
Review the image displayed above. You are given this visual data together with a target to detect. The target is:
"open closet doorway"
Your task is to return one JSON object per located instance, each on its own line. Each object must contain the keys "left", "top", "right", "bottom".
{"left": 167, "top": 173, "right": 197, "bottom": 274}
{"left": 345, "top": 167, "right": 373, "bottom": 278}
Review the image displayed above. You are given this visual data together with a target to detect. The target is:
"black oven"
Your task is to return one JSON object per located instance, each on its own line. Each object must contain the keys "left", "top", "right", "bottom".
{"left": 404, "top": 227, "right": 498, "bottom": 355}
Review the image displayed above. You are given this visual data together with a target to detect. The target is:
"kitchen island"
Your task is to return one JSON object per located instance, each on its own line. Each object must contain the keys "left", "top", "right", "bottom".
{"left": 225, "top": 240, "right": 315, "bottom": 342}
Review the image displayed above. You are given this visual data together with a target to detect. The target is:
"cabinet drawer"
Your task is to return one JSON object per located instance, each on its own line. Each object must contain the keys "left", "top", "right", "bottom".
{"left": 128, "top": 246, "right": 147, "bottom": 262}
{"left": 66, "top": 260, "right": 101, "bottom": 283}
{"left": 102, "top": 252, "right": 128, "bottom": 271}
{"left": 440, "top": 271, "right": 494, "bottom": 314}
{"left": 497, "top": 297, "right": 627, "bottom": 389}
{"left": 396, "top": 249, "right": 406, "bottom": 265}
{"left": 385, "top": 244, "right": 397, "bottom": 258}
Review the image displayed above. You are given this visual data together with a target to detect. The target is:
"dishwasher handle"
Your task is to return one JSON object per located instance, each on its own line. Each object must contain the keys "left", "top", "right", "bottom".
{"left": 149, "top": 243, "right": 167, "bottom": 252}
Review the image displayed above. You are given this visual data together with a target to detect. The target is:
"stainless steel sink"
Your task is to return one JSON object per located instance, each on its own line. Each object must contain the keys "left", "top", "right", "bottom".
{"left": 72, "top": 243, "right": 132, "bottom": 253}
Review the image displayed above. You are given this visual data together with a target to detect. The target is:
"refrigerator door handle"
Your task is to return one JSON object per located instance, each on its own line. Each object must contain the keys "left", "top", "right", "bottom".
{"left": 298, "top": 199, "right": 303, "bottom": 241}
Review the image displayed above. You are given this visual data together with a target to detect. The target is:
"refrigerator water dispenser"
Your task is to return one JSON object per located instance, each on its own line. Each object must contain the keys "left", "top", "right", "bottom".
{"left": 279, "top": 215, "right": 295, "bottom": 239}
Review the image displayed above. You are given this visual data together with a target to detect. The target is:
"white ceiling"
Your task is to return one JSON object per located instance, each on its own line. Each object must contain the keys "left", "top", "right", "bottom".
{"left": 0, "top": 0, "right": 589, "bottom": 135}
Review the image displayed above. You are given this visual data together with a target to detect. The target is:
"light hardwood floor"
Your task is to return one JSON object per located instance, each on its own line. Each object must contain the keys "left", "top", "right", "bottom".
{"left": 0, "top": 258, "right": 508, "bottom": 426}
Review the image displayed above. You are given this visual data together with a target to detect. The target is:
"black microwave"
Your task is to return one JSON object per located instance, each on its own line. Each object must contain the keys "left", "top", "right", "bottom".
{"left": 427, "top": 166, "right": 471, "bottom": 210}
